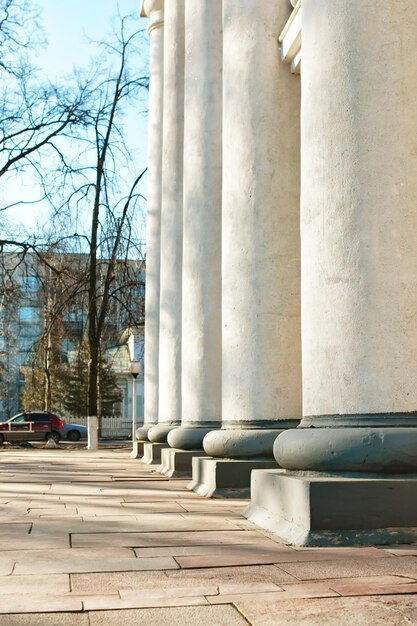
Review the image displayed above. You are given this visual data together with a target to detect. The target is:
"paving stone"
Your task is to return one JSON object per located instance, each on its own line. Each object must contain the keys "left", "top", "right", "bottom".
{"left": 14, "top": 556, "right": 179, "bottom": 575}
{"left": 176, "top": 544, "right": 371, "bottom": 569}
{"left": 209, "top": 585, "right": 339, "bottom": 605}
{"left": 232, "top": 594, "right": 417, "bottom": 626}
{"left": 28, "top": 509, "right": 79, "bottom": 518}
{"left": 0, "top": 613, "right": 89, "bottom": 626}
{"left": 292, "top": 546, "right": 391, "bottom": 558}
{"left": 218, "top": 582, "right": 282, "bottom": 594}
{"left": 71, "top": 571, "right": 167, "bottom": 593}
{"left": 166, "top": 565, "right": 297, "bottom": 584}
{"left": 329, "top": 580, "right": 417, "bottom": 597}
{"left": 84, "top": 589, "right": 210, "bottom": 610}
{"left": 133, "top": 543, "right": 277, "bottom": 558}
{"left": 178, "top": 500, "right": 249, "bottom": 511}
{"left": 0, "top": 594, "right": 82, "bottom": 613}
{"left": 0, "top": 573, "right": 70, "bottom": 594}
{"left": 3, "top": 547, "right": 135, "bottom": 563}
{"left": 88, "top": 605, "right": 248, "bottom": 626}
{"left": 71, "top": 530, "right": 264, "bottom": 548}
{"left": 277, "top": 556, "right": 417, "bottom": 581}
{"left": 120, "top": 491, "right": 201, "bottom": 501}
{"left": 78, "top": 502, "right": 185, "bottom": 515}
{"left": 119, "top": 585, "right": 219, "bottom": 600}
{"left": 0, "top": 535, "right": 70, "bottom": 550}
{"left": 134, "top": 536, "right": 289, "bottom": 557}
{"left": 0, "top": 523, "right": 31, "bottom": 534}
{"left": 33, "top": 516, "right": 239, "bottom": 533}
{"left": 0, "top": 484, "right": 51, "bottom": 493}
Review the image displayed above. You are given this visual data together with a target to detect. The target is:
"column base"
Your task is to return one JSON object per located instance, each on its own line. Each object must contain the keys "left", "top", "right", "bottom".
{"left": 141, "top": 442, "right": 170, "bottom": 465}
{"left": 244, "top": 469, "right": 417, "bottom": 546}
{"left": 148, "top": 422, "right": 181, "bottom": 443}
{"left": 130, "top": 441, "right": 145, "bottom": 459}
{"left": 167, "top": 424, "right": 219, "bottom": 451}
{"left": 203, "top": 420, "right": 299, "bottom": 459}
{"left": 158, "top": 448, "right": 208, "bottom": 477}
{"left": 188, "top": 456, "right": 277, "bottom": 498}
{"left": 135, "top": 424, "right": 155, "bottom": 442}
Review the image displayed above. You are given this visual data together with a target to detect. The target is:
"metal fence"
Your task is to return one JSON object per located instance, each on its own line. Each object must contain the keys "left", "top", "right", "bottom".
{"left": 69, "top": 416, "right": 133, "bottom": 439}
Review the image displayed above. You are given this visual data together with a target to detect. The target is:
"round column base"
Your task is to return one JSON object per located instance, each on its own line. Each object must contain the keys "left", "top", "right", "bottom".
{"left": 135, "top": 424, "right": 156, "bottom": 442}
{"left": 148, "top": 422, "right": 181, "bottom": 443}
{"left": 203, "top": 420, "right": 299, "bottom": 459}
{"left": 167, "top": 423, "right": 220, "bottom": 451}
{"left": 274, "top": 414, "right": 417, "bottom": 473}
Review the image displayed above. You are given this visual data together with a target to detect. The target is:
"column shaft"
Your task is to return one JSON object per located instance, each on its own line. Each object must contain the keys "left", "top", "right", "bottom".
{"left": 148, "top": 0, "right": 185, "bottom": 444}
{"left": 167, "top": 0, "right": 222, "bottom": 452}
{"left": 203, "top": 0, "right": 301, "bottom": 459}
{"left": 275, "top": 0, "right": 417, "bottom": 473}
{"left": 136, "top": 0, "right": 164, "bottom": 442}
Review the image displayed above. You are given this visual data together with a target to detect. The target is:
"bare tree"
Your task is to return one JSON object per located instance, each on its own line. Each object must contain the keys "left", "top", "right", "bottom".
{"left": 47, "top": 16, "right": 148, "bottom": 427}
{"left": 0, "top": 5, "right": 148, "bottom": 431}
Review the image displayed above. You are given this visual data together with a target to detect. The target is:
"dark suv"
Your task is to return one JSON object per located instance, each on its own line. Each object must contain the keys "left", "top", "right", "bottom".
{"left": 0, "top": 411, "right": 87, "bottom": 444}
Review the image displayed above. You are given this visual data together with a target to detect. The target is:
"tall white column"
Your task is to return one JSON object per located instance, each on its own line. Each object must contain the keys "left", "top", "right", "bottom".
{"left": 136, "top": 0, "right": 164, "bottom": 442}
{"left": 148, "top": 0, "right": 185, "bottom": 444}
{"left": 203, "top": 0, "right": 301, "bottom": 460}
{"left": 167, "top": 0, "right": 222, "bottom": 452}
{"left": 275, "top": 0, "right": 417, "bottom": 474}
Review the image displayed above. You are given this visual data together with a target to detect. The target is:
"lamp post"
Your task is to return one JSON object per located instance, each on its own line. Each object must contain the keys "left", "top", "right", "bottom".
{"left": 130, "top": 360, "right": 141, "bottom": 458}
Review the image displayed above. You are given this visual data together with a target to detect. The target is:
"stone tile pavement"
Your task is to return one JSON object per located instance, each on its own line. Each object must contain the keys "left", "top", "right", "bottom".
{"left": 1, "top": 448, "right": 417, "bottom": 624}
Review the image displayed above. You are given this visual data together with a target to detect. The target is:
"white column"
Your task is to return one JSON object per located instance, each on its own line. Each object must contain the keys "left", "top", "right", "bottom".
{"left": 148, "top": 0, "right": 185, "bottom": 443}
{"left": 136, "top": 0, "right": 164, "bottom": 442}
{"left": 276, "top": 0, "right": 417, "bottom": 473}
{"left": 167, "top": 0, "right": 222, "bottom": 452}
{"left": 203, "top": 0, "right": 301, "bottom": 459}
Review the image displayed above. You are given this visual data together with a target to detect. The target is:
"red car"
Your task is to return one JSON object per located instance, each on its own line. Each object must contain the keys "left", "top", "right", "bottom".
{"left": 0, "top": 411, "right": 87, "bottom": 444}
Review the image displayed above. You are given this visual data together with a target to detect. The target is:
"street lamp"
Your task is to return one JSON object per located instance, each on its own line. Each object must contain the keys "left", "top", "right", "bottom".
{"left": 130, "top": 360, "right": 141, "bottom": 454}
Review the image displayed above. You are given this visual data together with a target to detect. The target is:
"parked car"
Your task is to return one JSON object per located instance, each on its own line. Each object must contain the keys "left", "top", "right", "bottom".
{"left": 0, "top": 411, "right": 87, "bottom": 444}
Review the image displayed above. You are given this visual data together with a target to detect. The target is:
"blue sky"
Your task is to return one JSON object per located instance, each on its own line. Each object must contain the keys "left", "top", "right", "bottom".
{"left": 37, "top": 0, "right": 145, "bottom": 78}
{"left": 7, "top": 0, "right": 149, "bottom": 237}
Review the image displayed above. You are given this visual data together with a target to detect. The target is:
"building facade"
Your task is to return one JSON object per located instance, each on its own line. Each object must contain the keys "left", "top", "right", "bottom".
{"left": 0, "top": 253, "right": 145, "bottom": 421}
{"left": 138, "top": 0, "right": 417, "bottom": 545}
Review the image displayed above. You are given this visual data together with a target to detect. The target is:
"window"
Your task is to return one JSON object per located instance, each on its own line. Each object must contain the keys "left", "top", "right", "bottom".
{"left": 32, "top": 414, "right": 49, "bottom": 424}
{"left": 12, "top": 414, "right": 27, "bottom": 424}
{"left": 19, "top": 307, "right": 40, "bottom": 323}
{"left": 20, "top": 277, "right": 39, "bottom": 293}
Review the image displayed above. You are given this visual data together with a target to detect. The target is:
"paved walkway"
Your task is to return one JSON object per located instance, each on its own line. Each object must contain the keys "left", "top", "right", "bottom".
{"left": 1, "top": 448, "right": 417, "bottom": 625}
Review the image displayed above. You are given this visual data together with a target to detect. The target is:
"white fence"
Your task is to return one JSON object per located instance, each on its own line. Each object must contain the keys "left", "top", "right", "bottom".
{"left": 69, "top": 416, "right": 133, "bottom": 439}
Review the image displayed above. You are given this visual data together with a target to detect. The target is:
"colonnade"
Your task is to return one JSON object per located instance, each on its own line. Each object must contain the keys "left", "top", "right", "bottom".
{"left": 138, "top": 0, "right": 417, "bottom": 545}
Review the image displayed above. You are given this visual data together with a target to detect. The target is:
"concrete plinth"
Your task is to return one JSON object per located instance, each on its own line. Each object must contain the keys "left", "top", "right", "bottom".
{"left": 245, "top": 469, "right": 417, "bottom": 547}
{"left": 141, "top": 442, "right": 170, "bottom": 465}
{"left": 130, "top": 441, "right": 145, "bottom": 459}
{"left": 158, "top": 448, "right": 207, "bottom": 478}
{"left": 188, "top": 457, "right": 277, "bottom": 498}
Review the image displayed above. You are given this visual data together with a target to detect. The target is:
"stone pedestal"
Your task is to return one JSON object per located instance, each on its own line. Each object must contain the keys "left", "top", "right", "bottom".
{"left": 141, "top": 442, "right": 170, "bottom": 465}
{"left": 198, "top": 0, "right": 301, "bottom": 491}
{"left": 140, "top": 0, "right": 165, "bottom": 442}
{"left": 246, "top": 0, "right": 417, "bottom": 545}
{"left": 188, "top": 457, "right": 277, "bottom": 498}
{"left": 156, "top": 0, "right": 185, "bottom": 443}
{"left": 158, "top": 448, "right": 207, "bottom": 478}
{"left": 245, "top": 469, "right": 417, "bottom": 547}
{"left": 130, "top": 440, "right": 145, "bottom": 459}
